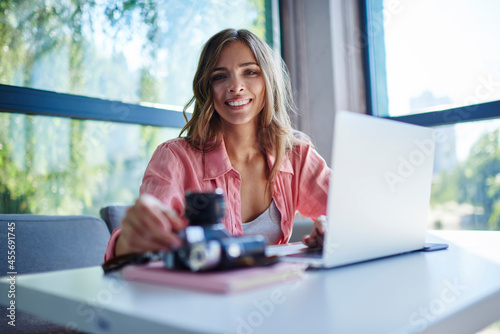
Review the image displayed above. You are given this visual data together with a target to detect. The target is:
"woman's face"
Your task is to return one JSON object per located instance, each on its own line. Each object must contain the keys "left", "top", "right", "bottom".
{"left": 210, "top": 41, "right": 266, "bottom": 128}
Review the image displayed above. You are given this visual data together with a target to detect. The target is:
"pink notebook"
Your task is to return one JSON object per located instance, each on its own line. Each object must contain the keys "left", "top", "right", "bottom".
{"left": 122, "top": 261, "right": 307, "bottom": 294}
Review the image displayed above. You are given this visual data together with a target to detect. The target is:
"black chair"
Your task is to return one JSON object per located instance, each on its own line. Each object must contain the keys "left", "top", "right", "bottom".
{"left": 99, "top": 205, "right": 130, "bottom": 233}
{"left": 0, "top": 214, "right": 111, "bottom": 333}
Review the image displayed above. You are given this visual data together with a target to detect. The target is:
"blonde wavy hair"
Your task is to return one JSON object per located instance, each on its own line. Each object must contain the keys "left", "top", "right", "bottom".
{"left": 181, "top": 28, "right": 303, "bottom": 183}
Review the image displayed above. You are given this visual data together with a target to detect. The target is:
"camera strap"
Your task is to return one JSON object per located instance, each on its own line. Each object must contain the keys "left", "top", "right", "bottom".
{"left": 102, "top": 252, "right": 162, "bottom": 274}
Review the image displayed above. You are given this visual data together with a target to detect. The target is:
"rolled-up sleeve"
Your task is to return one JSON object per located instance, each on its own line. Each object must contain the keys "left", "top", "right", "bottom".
{"left": 296, "top": 144, "right": 331, "bottom": 219}
{"left": 104, "top": 140, "right": 191, "bottom": 261}
{"left": 139, "top": 142, "right": 187, "bottom": 216}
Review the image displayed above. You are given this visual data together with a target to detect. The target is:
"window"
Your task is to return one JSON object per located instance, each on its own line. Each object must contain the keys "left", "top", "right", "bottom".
{"left": 1, "top": 112, "right": 179, "bottom": 215}
{"left": 0, "top": 0, "right": 270, "bottom": 107}
{"left": 0, "top": 0, "right": 273, "bottom": 215}
{"left": 363, "top": 0, "right": 500, "bottom": 230}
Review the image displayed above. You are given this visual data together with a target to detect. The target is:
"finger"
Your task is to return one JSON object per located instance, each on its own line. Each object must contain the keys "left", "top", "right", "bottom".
{"left": 134, "top": 196, "right": 173, "bottom": 231}
{"left": 118, "top": 225, "right": 152, "bottom": 254}
{"left": 309, "top": 235, "right": 320, "bottom": 248}
{"left": 120, "top": 230, "right": 161, "bottom": 253}
{"left": 121, "top": 220, "right": 181, "bottom": 253}
{"left": 309, "top": 226, "right": 326, "bottom": 248}
{"left": 141, "top": 209, "right": 184, "bottom": 248}
{"left": 122, "top": 210, "right": 152, "bottom": 239}
{"left": 130, "top": 218, "right": 182, "bottom": 249}
{"left": 152, "top": 230, "right": 182, "bottom": 249}
{"left": 314, "top": 215, "right": 327, "bottom": 235}
{"left": 123, "top": 209, "right": 166, "bottom": 243}
{"left": 312, "top": 232, "right": 324, "bottom": 248}
{"left": 134, "top": 194, "right": 187, "bottom": 235}
{"left": 161, "top": 209, "right": 187, "bottom": 232}
{"left": 123, "top": 208, "right": 182, "bottom": 249}
{"left": 303, "top": 233, "right": 320, "bottom": 248}
{"left": 122, "top": 234, "right": 176, "bottom": 254}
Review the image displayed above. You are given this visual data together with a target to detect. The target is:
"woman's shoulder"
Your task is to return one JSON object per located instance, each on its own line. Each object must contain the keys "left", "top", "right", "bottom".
{"left": 291, "top": 130, "right": 314, "bottom": 151}
{"left": 148, "top": 137, "right": 205, "bottom": 174}
{"left": 151, "top": 137, "right": 204, "bottom": 162}
{"left": 156, "top": 137, "right": 196, "bottom": 152}
{"left": 287, "top": 130, "right": 328, "bottom": 165}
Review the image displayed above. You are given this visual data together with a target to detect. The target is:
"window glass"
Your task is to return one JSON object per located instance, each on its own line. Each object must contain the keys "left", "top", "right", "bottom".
{"left": 430, "top": 119, "right": 500, "bottom": 230}
{"left": 1, "top": 112, "right": 178, "bottom": 215}
{"left": 0, "top": 0, "right": 270, "bottom": 215}
{"left": 0, "top": 0, "right": 267, "bottom": 108}
{"left": 368, "top": 0, "right": 500, "bottom": 117}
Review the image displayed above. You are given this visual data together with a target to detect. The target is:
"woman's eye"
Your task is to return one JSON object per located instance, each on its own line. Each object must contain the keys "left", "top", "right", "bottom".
{"left": 211, "top": 74, "right": 226, "bottom": 81}
{"left": 245, "top": 70, "right": 258, "bottom": 76}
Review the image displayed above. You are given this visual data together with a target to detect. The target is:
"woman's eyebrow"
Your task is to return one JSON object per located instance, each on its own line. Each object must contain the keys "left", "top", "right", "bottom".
{"left": 240, "top": 62, "right": 259, "bottom": 67}
{"left": 212, "top": 62, "right": 259, "bottom": 72}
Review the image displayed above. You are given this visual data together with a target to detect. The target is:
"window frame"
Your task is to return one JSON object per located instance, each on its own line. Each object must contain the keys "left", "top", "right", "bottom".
{"left": 360, "top": 0, "right": 500, "bottom": 126}
{"left": 0, "top": 84, "right": 187, "bottom": 127}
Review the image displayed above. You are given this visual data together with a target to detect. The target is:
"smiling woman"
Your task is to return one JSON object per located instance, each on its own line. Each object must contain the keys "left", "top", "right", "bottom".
{"left": 181, "top": 29, "right": 298, "bottom": 179}
{"left": 106, "top": 28, "right": 332, "bottom": 261}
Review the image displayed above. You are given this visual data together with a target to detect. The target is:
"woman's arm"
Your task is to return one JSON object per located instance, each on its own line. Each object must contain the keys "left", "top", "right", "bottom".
{"left": 294, "top": 143, "right": 331, "bottom": 247}
{"left": 115, "top": 194, "right": 185, "bottom": 256}
{"left": 296, "top": 143, "right": 331, "bottom": 218}
{"left": 104, "top": 140, "right": 191, "bottom": 260}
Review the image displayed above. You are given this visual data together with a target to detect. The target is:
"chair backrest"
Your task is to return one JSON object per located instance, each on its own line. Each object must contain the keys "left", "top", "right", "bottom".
{"left": 0, "top": 214, "right": 110, "bottom": 275}
{"left": 100, "top": 205, "right": 130, "bottom": 233}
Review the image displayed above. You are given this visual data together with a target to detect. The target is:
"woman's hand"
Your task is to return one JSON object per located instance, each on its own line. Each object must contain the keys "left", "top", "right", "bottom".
{"left": 302, "top": 215, "right": 327, "bottom": 248}
{"left": 115, "top": 194, "right": 187, "bottom": 257}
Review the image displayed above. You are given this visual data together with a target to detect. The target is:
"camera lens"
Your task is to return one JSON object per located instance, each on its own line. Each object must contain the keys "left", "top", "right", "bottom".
{"left": 184, "top": 189, "right": 226, "bottom": 226}
{"left": 187, "top": 241, "right": 221, "bottom": 271}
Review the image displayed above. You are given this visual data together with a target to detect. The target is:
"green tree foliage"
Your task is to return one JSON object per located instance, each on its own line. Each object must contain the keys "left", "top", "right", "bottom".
{"left": 0, "top": 0, "right": 267, "bottom": 215}
{"left": 431, "top": 129, "right": 500, "bottom": 230}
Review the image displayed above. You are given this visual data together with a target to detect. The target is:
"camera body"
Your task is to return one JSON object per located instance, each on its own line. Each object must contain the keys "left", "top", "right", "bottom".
{"left": 162, "top": 189, "right": 268, "bottom": 271}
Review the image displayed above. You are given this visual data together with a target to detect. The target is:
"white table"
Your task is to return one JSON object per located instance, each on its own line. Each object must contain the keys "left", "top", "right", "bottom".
{"left": 1, "top": 231, "right": 500, "bottom": 334}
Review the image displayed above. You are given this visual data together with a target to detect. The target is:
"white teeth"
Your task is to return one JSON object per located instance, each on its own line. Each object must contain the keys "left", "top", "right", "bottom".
{"left": 227, "top": 99, "right": 250, "bottom": 107}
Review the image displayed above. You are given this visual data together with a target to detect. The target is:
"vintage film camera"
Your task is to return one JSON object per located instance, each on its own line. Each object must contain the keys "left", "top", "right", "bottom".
{"left": 162, "top": 189, "right": 274, "bottom": 271}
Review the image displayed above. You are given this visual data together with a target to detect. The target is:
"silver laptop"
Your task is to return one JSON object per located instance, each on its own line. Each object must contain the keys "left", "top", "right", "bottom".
{"left": 269, "top": 110, "right": 439, "bottom": 268}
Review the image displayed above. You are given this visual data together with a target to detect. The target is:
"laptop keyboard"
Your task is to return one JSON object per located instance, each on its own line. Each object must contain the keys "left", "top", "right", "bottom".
{"left": 285, "top": 247, "right": 323, "bottom": 259}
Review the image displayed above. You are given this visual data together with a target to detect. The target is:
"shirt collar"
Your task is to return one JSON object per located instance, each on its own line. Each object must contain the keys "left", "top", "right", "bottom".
{"left": 203, "top": 138, "right": 294, "bottom": 180}
{"left": 266, "top": 151, "right": 294, "bottom": 175}
{"left": 203, "top": 139, "right": 233, "bottom": 180}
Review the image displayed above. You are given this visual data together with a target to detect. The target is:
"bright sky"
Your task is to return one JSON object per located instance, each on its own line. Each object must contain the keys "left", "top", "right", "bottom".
{"left": 383, "top": 0, "right": 500, "bottom": 161}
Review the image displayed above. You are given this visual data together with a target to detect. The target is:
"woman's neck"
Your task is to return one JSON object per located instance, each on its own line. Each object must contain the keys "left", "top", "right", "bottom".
{"left": 222, "top": 123, "right": 263, "bottom": 164}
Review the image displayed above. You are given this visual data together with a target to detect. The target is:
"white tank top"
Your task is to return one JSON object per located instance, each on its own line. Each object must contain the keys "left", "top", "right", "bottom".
{"left": 242, "top": 200, "right": 283, "bottom": 245}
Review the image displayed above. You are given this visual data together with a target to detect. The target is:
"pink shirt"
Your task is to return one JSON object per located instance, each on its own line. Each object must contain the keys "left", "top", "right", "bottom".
{"left": 104, "top": 137, "right": 330, "bottom": 261}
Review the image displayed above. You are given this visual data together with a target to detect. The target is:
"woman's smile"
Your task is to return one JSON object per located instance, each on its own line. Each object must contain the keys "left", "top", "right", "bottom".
{"left": 226, "top": 98, "right": 252, "bottom": 108}
{"left": 211, "top": 40, "right": 266, "bottom": 127}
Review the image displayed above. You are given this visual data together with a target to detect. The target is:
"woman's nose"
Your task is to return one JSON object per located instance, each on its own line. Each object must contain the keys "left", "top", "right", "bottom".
{"left": 228, "top": 76, "right": 244, "bottom": 93}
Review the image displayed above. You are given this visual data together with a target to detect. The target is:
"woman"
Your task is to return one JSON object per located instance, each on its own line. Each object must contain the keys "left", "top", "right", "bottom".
{"left": 104, "top": 28, "right": 330, "bottom": 261}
